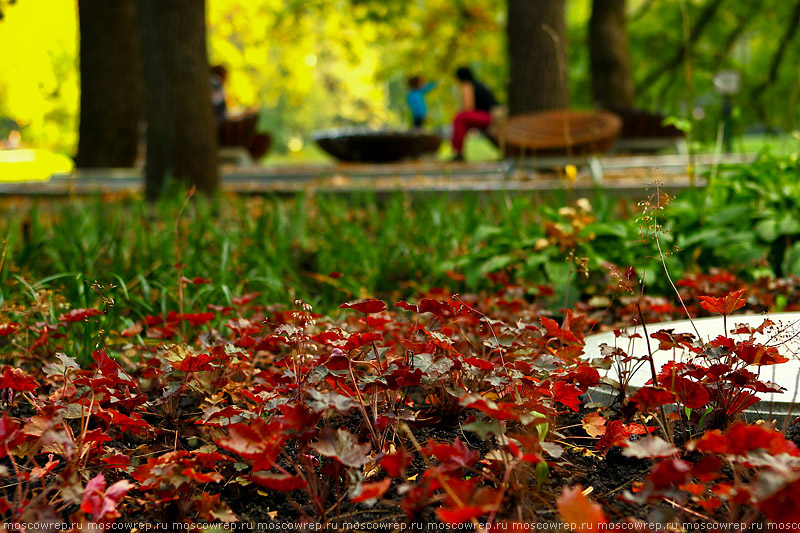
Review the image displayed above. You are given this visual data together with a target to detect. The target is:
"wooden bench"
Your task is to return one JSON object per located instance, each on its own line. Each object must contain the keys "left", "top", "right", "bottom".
{"left": 490, "top": 109, "right": 622, "bottom": 158}
{"left": 607, "top": 107, "right": 686, "bottom": 155}
{"left": 218, "top": 112, "right": 272, "bottom": 165}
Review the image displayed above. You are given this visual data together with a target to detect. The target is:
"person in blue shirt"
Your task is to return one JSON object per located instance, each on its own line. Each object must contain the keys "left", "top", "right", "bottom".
{"left": 406, "top": 76, "right": 436, "bottom": 128}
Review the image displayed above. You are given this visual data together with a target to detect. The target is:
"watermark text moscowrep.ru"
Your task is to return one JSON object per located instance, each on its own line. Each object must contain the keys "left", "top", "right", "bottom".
{"left": 3, "top": 523, "right": 797, "bottom": 532}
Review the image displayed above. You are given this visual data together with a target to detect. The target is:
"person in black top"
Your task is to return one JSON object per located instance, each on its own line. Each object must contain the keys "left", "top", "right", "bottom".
{"left": 451, "top": 66, "right": 498, "bottom": 161}
{"left": 210, "top": 65, "right": 228, "bottom": 124}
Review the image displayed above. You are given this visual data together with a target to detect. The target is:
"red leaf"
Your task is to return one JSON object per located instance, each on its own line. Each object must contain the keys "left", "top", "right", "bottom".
{"left": 596, "top": 420, "right": 631, "bottom": 455}
{"left": 663, "top": 376, "right": 710, "bottom": 409}
{"left": 120, "top": 324, "right": 142, "bottom": 337}
{"left": 173, "top": 353, "right": 215, "bottom": 373}
{"left": 581, "top": 413, "right": 607, "bottom": 438}
{"left": 59, "top": 308, "right": 102, "bottom": 323}
{"left": 80, "top": 474, "right": 134, "bottom": 523}
{"left": 650, "top": 329, "right": 695, "bottom": 351}
{"left": 699, "top": 289, "right": 746, "bottom": 316}
{"left": 690, "top": 422, "right": 798, "bottom": 456}
{"left": 460, "top": 394, "right": 519, "bottom": 421}
{"left": 342, "top": 332, "right": 383, "bottom": 351}
{"left": 463, "top": 357, "right": 494, "bottom": 371}
{"left": 733, "top": 341, "right": 789, "bottom": 366}
{"left": 691, "top": 455, "right": 723, "bottom": 483}
{"left": 226, "top": 317, "right": 262, "bottom": 336}
{"left": 181, "top": 276, "right": 211, "bottom": 285}
{"left": 339, "top": 299, "right": 387, "bottom": 314}
{"left": 92, "top": 350, "right": 121, "bottom": 378}
{"left": 646, "top": 458, "right": 691, "bottom": 491}
{"left": 384, "top": 366, "right": 422, "bottom": 389}
{"left": 146, "top": 326, "right": 177, "bottom": 339}
{"left": 380, "top": 449, "right": 408, "bottom": 477}
{"left": 248, "top": 472, "right": 307, "bottom": 491}
{"left": 207, "top": 303, "right": 234, "bottom": 314}
{"left": 759, "top": 478, "right": 800, "bottom": 524}
{"left": 277, "top": 404, "right": 320, "bottom": 440}
{"left": 144, "top": 315, "right": 162, "bottom": 327}
{"left": 436, "top": 505, "right": 488, "bottom": 525}
{"left": 418, "top": 298, "right": 457, "bottom": 317}
{"left": 0, "top": 415, "right": 24, "bottom": 458}
{"left": 0, "top": 323, "right": 20, "bottom": 336}
{"left": 200, "top": 405, "right": 254, "bottom": 427}
{"left": 394, "top": 300, "right": 419, "bottom": 312}
{"left": 556, "top": 485, "right": 607, "bottom": 532}
{"left": 215, "top": 421, "right": 287, "bottom": 472}
{"left": 183, "top": 312, "right": 215, "bottom": 327}
{"left": 182, "top": 468, "right": 223, "bottom": 484}
{"left": 98, "top": 409, "right": 150, "bottom": 432}
{"left": 233, "top": 292, "right": 261, "bottom": 306}
{"left": 98, "top": 454, "right": 131, "bottom": 469}
{"left": 424, "top": 438, "right": 479, "bottom": 469}
{"left": 394, "top": 298, "right": 459, "bottom": 316}
{"left": 83, "top": 428, "right": 112, "bottom": 445}
{"left": 351, "top": 478, "right": 392, "bottom": 502}
{"left": 624, "top": 423, "right": 655, "bottom": 435}
{"left": 569, "top": 364, "right": 600, "bottom": 389}
{"left": 0, "top": 368, "right": 37, "bottom": 392}
{"left": 632, "top": 387, "right": 676, "bottom": 411}
{"left": 166, "top": 311, "right": 182, "bottom": 323}
{"left": 552, "top": 381, "right": 582, "bottom": 412}
{"left": 540, "top": 316, "right": 579, "bottom": 344}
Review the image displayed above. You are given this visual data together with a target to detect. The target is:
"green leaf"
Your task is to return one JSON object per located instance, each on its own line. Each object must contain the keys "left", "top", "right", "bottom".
{"left": 471, "top": 225, "right": 504, "bottom": 245}
{"left": 755, "top": 218, "right": 778, "bottom": 242}
{"left": 535, "top": 461, "right": 549, "bottom": 489}
{"left": 462, "top": 418, "right": 503, "bottom": 440}
{"left": 480, "top": 254, "right": 514, "bottom": 274}
{"left": 782, "top": 241, "right": 800, "bottom": 276}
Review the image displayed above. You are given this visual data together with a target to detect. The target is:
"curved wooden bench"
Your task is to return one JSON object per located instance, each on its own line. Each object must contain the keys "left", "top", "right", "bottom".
{"left": 606, "top": 107, "right": 685, "bottom": 154}
{"left": 313, "top": 128, "right": 442, "bottom": 163}
{"left": 497, "top": 110, "right": 622, "bottom": 157}
{"left": 218, "top": 112, "right": 272, "bottom": 161}
{"left": 608, "top": 107, "right": 683, "bottom": 138}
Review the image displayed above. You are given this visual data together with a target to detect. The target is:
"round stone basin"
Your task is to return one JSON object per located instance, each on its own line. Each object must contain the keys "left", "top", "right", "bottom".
{"left": 313, "top": 127, "right": 442, "bottom": 163}
{"left": 582, "top": 313, "right": 800, "bottom": 415}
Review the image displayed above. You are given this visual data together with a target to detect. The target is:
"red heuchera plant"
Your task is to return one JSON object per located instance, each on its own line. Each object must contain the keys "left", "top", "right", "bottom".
{"left": 1, "top": 285, "right": 799, "bottom": 528}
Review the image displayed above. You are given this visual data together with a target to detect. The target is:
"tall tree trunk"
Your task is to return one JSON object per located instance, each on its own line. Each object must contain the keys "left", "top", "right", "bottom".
{"left": 75, "top": 0, "right": 142, "bottom": 168}
{"left": 507, "top": 0, "right": 568, "bottom": 115}
{"left": 139, "top": 0, "right": 218, "bottom": 200}
{"left": 590, "top": 0, "right": 635, "bottom": 109}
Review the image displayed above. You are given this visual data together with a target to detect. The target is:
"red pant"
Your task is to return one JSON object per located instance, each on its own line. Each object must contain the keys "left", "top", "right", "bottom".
{"left": 451, "top": 110, "right": 492, "bottom": 154}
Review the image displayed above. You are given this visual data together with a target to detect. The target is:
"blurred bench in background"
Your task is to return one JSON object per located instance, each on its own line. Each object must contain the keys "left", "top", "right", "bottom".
{"left": 218, "top": 112, "right": 272, "bottom": 165}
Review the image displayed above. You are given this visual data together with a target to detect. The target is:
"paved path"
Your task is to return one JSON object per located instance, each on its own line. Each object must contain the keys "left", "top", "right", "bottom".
{"left": 0, "top": 153, "right": 752, "bottom": 197}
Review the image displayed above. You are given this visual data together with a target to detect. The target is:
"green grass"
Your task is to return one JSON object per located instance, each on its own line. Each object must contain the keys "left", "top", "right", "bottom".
{"left": 3, "top": 152, "right": 800, "bottom": 329}
{"left": 0, "top": 191, "right": 556, "bottom": 319}
{"left": 695, "top": 132, "right": 800, "bottom": 156}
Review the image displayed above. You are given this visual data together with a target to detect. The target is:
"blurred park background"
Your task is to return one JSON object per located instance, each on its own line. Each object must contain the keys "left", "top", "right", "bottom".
{"left": 1, "top": 0, "right": 800, "bottom": 185}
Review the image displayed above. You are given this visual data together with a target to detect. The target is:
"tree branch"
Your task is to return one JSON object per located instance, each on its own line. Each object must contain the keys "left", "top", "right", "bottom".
{"left": 753, "top": 0, "right": 800, "bottom": 95}
{"left": 630, "top": 0, "right": 656, "bottom": 22}
{"left": 710, "top": 11, "right": 751, "bottom": 72}
{"left": 638, "top": 0, "right": 726, "bottom": 94}
{"left": 750, "top": 0, "right": 800, "bottom": 124}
